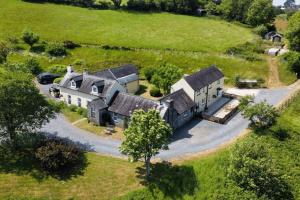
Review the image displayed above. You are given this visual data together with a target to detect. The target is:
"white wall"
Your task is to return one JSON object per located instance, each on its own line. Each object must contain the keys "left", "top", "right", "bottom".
{"left": 60, "top": 88, "right": 99, "bottom": 108}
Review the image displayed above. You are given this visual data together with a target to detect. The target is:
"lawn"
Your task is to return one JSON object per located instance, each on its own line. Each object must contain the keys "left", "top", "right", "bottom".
{"left": 1, "top": 94, "right": 300, "bottom": 200}
{"left": 0, "top": 0, "right": 254, "bottom": 53}
{"left": 0, "top": 153, "right": 142, "bottom": 200}
{"left": 8, "top": 47, "right": 269, "bottom": 86}
{"left": 277, "top": 57, "right": 298, "bottom": 85}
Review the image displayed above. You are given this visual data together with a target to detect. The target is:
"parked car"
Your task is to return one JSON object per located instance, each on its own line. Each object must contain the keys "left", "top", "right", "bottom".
{"left": 49, "top": 84, "right": 60, "bottom": 98}
{"left": 37, "top": 72, "right": 60, "bottom": 84}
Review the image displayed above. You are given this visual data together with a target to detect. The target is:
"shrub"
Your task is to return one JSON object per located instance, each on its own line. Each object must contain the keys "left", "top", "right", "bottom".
{"left": 150, "top": 87, "right": 162, "bottom": 97}
{"left": 35, "top": 138, "right": 84, "bottom": 172}
{"left": 30, "top": 43, "right": 46, "bottom": 53}
{"left": 22, "top": 30, "right": 39, "bottom": 47}
{"left": 282, "top": 51, "right": 300, "bottom": 74}
{"left": 24, "top": 57, "right": 42, "bottom": 75}
{"left": 77, "top": 107, "right": 87, "bottom": 118}
{"left": 68, "top": 105, "right": 78, "bottom": 112}
{"left": 63, "top": 40, "right": 81, "bottom": 49}
{"left": 46, "top": 43, "right": 67, "bottom": 57}
{"left": 253, "top": 24, "right": 268, "bottom": 38}
{"left": 49, "top": 64, "right": 67, "bottom": 75}
{"left": 143, "top": 67, "right": 157, "bottom": 82}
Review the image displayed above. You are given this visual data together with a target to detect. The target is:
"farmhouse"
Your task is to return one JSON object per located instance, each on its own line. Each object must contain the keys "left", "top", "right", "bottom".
{"left": 60, "top": 66, "right": 128, "bottom": 108}
{"left": 171, "top": 66, "right": 225, "bottom": 114}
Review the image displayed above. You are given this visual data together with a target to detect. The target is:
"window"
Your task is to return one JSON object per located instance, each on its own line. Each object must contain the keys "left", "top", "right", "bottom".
{"left": 92, "top": 85, "right": 98, "bottom": 94}
{"left": 217, "top": 80, "right": 220, "bottom": 84}
{"left": 71, "top": 80, "right": 76, "bottom": 89}
{"left": 91, "top": 108, "right": 95, "bottom": 118}
{"left": 67, "top": 95, "right": 71, "bottom": 104}
{"left": 202, "top": 99, "right": 205, "bottom": 104}
{"left": 77, "top": 98, "right": 81, "bottom": 107}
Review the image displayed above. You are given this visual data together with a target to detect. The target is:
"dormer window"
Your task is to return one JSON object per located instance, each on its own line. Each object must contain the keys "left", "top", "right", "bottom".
{"left": 70, "top": 80, "right": 76, "bottom": 89}
{"left": 92, "top": 85, "right": 98, "bottom": 94}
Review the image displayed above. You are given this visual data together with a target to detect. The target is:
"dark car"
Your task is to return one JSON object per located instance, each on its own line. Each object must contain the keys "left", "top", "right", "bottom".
{"left": 37, "top": 72, "right": 60, "bottom": 84}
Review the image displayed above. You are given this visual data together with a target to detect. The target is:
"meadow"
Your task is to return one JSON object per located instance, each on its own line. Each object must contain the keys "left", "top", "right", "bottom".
{"left": 0, "top": 0, "right": 254, "bottom": 53}
{"left": 1, "top": 94, "right": 299, "bottom": 199}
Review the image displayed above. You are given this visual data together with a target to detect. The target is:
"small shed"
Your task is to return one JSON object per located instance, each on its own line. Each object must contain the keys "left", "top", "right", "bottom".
{"left": 268, "top": 48, "right": 280, "bottom": 56}
{"left": 271, "top": 34, "right": 282, "bottom": 43}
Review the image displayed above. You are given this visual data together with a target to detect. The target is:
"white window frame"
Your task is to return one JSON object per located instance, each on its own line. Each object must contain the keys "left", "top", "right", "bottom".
{"left": 70, "top": 80, "right": 76, "bottom": 89}
{"left": 92, "top": 85, "right": 98, "bottom": 94}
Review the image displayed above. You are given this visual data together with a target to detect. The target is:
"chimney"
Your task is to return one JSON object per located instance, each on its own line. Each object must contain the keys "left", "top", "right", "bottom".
{"left": 67, "top": 65, "right": 73, "bottom": 74}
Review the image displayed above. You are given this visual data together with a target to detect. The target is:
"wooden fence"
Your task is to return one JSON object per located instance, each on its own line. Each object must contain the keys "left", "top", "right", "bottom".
{"left": 277, "top": 88, "right": 300, "bottom": 112}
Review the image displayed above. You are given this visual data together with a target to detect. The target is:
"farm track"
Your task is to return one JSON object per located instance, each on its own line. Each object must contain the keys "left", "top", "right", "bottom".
{"left": 267, "top": 56, "right": 284, "bottom": 88}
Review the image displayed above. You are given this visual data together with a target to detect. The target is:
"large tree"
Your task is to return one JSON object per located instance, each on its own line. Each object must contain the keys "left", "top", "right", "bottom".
{"left": 241, "top": 101, "right": 279, "bottom": 129}
{"left": 120, "top": 109, "right": 172, "bottom": 178}
{"left": 151, "top": 63, "right": 182, "bottom": 94}
{"left": 0, "top": 42, "right": 10, "bottom": 64}
{"left": 0, "top": 71, "right": 58, "bottom": 143}
{"left": 111, "top": 0, "right": 122, "bottom": 8}
{"left": 228, "top": 139, "right": 293, "bottom": 199}
{"left": 246, "top": 0, "right": 274, "bottom": 26}
{"left": 286, "top": 11, "right": 300, "bottom": 52}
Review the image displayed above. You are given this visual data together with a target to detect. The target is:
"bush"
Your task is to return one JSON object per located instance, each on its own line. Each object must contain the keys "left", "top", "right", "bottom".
{"left": 150, "top": 87, "right": 162, "bottom": 97}
{"left": 282, "top": 51, "right": 300, "bottom": 74}
{"left": 77, "top": 107, "right": 87, "bottom": 118}
{"left": 226, "top": 41, "right": 264, "bottom": 61}
{"left": 46, "top": 43, "right": 67, "bottom": 57}
{"left": 63, "top": 40, "right": 81, "bottom": 49}
{"left": 49, "top": 64, "right": 67, "bottom": 75}
{"left": 22, "top": 30, "right": 39, "bottom": 47}
{"left": 35, "top": 138, "right": 84, "bottom": 172}
{"left": 29, "top": 43, "right": 46, "bottom": 53}
{"left": 253, "top": 24, "right": 268, "bottom": 38}
{"left": 143, "top": 67, "right": 157, "bottom": 82}
{"left": 68, "top": 104, "right": 78, "bottom": 112}
{"left": 24, "top": 57, "right": 42, "bottom": 75}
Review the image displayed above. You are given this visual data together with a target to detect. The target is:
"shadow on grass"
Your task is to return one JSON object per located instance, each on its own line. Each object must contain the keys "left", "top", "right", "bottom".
{"left": 136, "top": 161, "right": 198, "bottom": 199}
{"left": 0, "top": 133, "right": 89, "bottom": 182}
{"left": 135, "top": 84, "right": 148, "bottom": 96}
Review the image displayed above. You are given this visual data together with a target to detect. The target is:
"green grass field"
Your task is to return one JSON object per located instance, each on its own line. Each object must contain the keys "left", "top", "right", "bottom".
{"left": 0, "top": 0, "right": 254, "bottom": 52}
{"left": 1, "top": 94, "right": 300, "bottom": 199}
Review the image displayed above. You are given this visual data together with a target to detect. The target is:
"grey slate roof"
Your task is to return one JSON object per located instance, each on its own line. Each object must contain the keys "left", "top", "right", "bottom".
{"left": 94, "top": 64, "right": 138, "bottom": 80}
{"left": 160, "top": 89, "right": 196, "bottom": 115}
{"left": 89, "top": 98, "right": 108, "bottom": 110}
{"left": 108, "top": 93, "right": 159, "bottom": 117}
{"left": 184, "top": 66, "right": 224, "bottom": 91}
{"left": 61, "top": 73, "right": 115, "bottom": 97}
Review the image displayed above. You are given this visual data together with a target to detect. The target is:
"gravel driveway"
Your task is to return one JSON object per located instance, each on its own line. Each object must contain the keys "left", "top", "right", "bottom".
{"left": 40, "top": 82, "right": 300, "bottom": 160}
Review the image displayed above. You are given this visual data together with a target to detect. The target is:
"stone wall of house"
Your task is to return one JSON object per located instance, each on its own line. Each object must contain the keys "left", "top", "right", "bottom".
{"left": 60, "top": 87, "right": 99, "bottom": 108}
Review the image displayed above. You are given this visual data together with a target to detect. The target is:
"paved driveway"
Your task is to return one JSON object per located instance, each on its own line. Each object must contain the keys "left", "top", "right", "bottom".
{"left": 41, "top": 82, "right": 299, "bottom": 160}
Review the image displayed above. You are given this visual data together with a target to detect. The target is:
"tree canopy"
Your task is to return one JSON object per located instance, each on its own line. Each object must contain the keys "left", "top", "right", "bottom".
{"left": 228, "top": 139, "right": 293, "bottom": 199}
{"left": 22, "top": 30, "right": 40, "bottom": 47}
{"left": 120, "top": 109, "right": 172, "bottom": 178}
{"left": 0, "top": 71, "right": 58, "bottom": 142}
{"left": 286, "top": 11, "right": 300, "bottom": 52}
{"left": 151, "top": 63, "right": 182, "bottom": 95}
{"left": 241, "top": 101, "right": 279, "bottom": 129}
{"left": 246, "top": 0, "right": 274, "bottom": 26}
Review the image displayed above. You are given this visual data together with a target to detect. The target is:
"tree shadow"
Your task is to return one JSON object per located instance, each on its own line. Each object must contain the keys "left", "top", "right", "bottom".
{"left": 135, "top": 84, "right": 148, "bottom": 95}
{"left": 0, "top": 133, "right": 89, "bottom": 182}
{"left": 136, "top": 161, "right": 198, "bottom": 199}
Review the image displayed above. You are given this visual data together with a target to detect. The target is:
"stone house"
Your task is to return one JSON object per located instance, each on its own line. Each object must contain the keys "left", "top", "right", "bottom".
{"left": 171, "top": 66, "right": 225, "bottom": 114}
{"left": 59, "top": 66, "right": 126, "bottom": 108}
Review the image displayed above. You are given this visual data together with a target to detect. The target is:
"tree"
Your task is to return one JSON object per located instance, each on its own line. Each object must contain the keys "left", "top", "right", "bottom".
{"left": 286, "top": 11, "right": 300, "bottom": 52}
{"left": 111, "top": 0, "right": 122, "bottom": 8}
{"left": 120, "top": 109, "right": 172, "bottom": 178}
{"left": 228, "top": 139, "right": 293, "bottom": 199}
{"left": 0, "top": 42, "right": 10, "bottom": 64}
{"left": 282, "top": 51, "right": 300, "bottom": 74}
{"left": 22, "top": 30, "right": 40, "bottom": 48}
{"left": 151, "top": 63, "right": 182, "bottom": 94}
{"left": 284, "top": 0, "right": 296, "bottom": 9}
{"left": 0, "top": 71, "right": 58, "bottom": 143}
{"left": 242, "top": 101, "right": 279, "bottom": 129}
{"left": 246, "top": 0, "right": 274, "bottom": 26}
{"left": 238, "top": 95, "right": 254, "bottom": 111}
{"left": 24, "top": 57, "right": 42, "bottom": 75}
